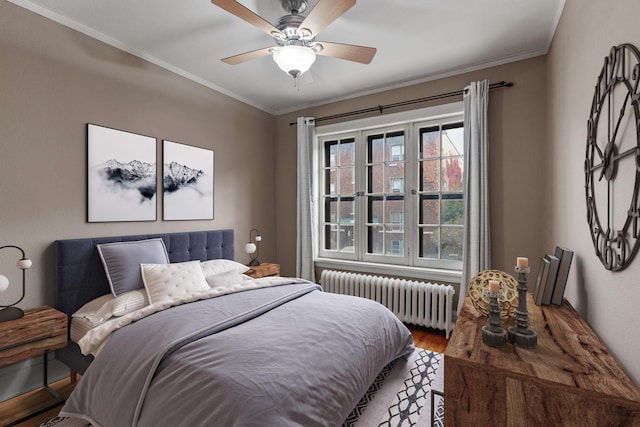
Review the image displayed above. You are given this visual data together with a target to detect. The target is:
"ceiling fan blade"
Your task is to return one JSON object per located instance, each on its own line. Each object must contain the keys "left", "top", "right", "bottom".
{"left": 314, "top": 41, "right": 376, "bottom": 64}
{"left": 299, "top": 0, "right": 356, "bottom": 37}
{"left": 211, "top": 0, "right": 282, "bottom": 37}
{"left": 222, "top": 47, "right": 274, "bottom": 65}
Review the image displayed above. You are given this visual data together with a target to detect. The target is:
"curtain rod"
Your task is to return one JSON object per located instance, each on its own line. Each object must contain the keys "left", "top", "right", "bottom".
{"left": 289, "top": 80, "right": 513, "bottom": 126}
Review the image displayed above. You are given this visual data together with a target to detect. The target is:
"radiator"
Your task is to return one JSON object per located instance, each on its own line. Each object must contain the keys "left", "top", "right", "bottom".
{"left": 319, "top": 270, "right": 456, "bottom": 338}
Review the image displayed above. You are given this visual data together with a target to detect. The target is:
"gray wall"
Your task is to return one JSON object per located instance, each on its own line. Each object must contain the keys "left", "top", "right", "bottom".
{"left": 0, "top": 1, "right": 277, "bottom": 311}
{"left": 0, "top": 1, "right": 276, "bottom": 399}
{"left": 545, "top": 0, "right": 640, "bottom": 384}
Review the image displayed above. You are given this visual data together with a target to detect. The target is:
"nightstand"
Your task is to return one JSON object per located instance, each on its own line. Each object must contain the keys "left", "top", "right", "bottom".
{"left": 245, "top": 262, "right": 280, "bottom": 278}
{"left": 0, "top": 306, "right": 68, "bottom": 423}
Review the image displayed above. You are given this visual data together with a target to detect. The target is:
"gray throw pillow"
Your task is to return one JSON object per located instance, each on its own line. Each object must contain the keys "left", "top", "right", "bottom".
{"left": 97, "top": 238, "right": 170, "bottom": 297}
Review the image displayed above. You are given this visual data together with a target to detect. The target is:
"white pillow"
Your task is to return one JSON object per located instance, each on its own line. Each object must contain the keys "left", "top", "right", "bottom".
{"left": 206, "top": 270, "right": 246, "bottom": 288}
{"left": 141, "top": 261, "right": 210, "bottom": 304}
{"left": 72, "top": 289, "right": 149, "bottom": 326}
{"left": 200, "top": 259, "right": 249, "bottom": 278}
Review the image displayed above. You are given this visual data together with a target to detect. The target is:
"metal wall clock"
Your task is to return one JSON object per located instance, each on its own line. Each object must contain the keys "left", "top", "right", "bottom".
{"left": 585, "top": 43, "right": 640, "bottom": 271}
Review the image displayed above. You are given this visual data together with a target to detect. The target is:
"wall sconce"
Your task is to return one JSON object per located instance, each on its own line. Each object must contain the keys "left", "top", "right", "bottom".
{"left": 244, "top": 229, "right": 262, "bottom": 266}
{"left": 0, "top": 245, "right": 33, "bottom": 323}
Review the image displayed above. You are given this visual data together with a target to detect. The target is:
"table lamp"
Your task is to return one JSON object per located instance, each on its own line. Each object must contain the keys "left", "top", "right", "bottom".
{"left": 244, "top": 229, "right": 262, "bottom": 266}
{"left": 0, "top": 245, "right": 32, "bottom": 323}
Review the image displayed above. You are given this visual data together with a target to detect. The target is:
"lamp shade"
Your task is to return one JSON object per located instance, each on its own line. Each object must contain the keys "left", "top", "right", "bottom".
{"left": 17, "top": 259, "right": 32, "bottom": 270}
{"left": 0, "top": 275, "right": 8, "bottom": 293}
{"left": 273, "top": 45, "right": 316, "bottom": 77}
{"left": 245, "top": 243, "right": 257, "bottom": 254}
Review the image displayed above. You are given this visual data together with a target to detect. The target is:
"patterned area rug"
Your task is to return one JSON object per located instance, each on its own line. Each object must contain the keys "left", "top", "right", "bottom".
{"left": 40, "top": 348, "right": 443, "bottom": 427}
{"left": 344, "top": 348, "right": 444, "bottom": 427}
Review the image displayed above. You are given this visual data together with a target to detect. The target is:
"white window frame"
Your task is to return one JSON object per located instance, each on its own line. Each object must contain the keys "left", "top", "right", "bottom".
{"left": 315, "top": 102, "right": 464, "bottom": 282}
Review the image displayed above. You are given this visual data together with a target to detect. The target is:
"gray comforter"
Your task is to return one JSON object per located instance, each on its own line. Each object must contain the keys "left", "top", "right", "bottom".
{"left": 61, "top": 281, "right": 414, "bottom": 427}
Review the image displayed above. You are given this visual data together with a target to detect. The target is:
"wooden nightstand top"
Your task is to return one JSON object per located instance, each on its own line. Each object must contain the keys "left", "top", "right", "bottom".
{"left": 0, "top": 306, "right": 68, "bottom": 368}
{"left": 246, "top": 262, "right": 280, "bottom": 279}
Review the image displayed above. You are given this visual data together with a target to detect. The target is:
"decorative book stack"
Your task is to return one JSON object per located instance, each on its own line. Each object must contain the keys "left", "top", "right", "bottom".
{"left": 533, "top": 247, "right": 573, "bottom": 306}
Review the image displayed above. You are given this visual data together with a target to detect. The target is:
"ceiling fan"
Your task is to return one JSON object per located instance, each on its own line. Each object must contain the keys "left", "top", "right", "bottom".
{"left": 211, "top": 0, "right": 376, "bottom": 81}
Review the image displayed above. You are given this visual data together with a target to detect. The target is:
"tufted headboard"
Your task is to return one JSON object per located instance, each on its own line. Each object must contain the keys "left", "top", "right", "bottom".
{"left": 54, "top": 229, "right": 234, "bottom": 374}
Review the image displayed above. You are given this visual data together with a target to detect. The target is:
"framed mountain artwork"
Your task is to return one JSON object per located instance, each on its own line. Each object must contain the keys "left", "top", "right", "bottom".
{"left": 87, "top": 124, "right": 157, "bottom": 222}
{"left": 162, "top": 140, "right": 214, "bottom": 221}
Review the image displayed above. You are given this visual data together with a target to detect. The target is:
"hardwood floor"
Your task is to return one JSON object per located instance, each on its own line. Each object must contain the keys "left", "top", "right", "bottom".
{"left": 410, "top": 324, "right": 449, "bottom": 353}
{"left": 0, "top": 325, "right": 447, "bottom": 426}
{"left": 0, "top": 378, "right": 76, "bottom": 427}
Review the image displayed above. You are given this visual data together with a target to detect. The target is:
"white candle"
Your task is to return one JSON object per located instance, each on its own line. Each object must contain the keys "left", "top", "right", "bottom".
{"left": 517, "top": 257, "right": 528, "bottom": 268}
{"left": 488, "top": 280, "right": 500, "bottom": 293}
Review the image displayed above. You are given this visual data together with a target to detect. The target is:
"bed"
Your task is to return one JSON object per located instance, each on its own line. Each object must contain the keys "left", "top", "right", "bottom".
{"left": 54, "top": 229, "right": 414, "bottom": 426}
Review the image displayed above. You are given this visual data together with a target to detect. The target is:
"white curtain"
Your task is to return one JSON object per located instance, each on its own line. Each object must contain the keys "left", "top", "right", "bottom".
{"left": 296, "top": 117, "right": 316, "bottom": 282}
{"left": 459, "top": 80, "right": 491, "bottom": 313}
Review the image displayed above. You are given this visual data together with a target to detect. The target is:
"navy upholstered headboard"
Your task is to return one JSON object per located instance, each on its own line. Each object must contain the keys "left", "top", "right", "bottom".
{"left": 54, "top": 229, "right": 234, "bottom": 374}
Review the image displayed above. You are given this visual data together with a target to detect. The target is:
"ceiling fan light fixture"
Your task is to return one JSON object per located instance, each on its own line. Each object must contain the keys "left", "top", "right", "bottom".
{"left": 273, "top": 45, "right": 316, "bottom": 78}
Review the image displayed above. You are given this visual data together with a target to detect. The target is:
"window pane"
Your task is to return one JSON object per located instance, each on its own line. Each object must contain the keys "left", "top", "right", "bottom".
{"left": 326, "top": 169, "right": 337, "bottom": 195}
{"left": 368, "top": 225, "right": 384, "bottom": 254}
{"left": 387, "top": 236, "right": 404, "bottom": 256}
{"left": 421, "top": 127, "right": 440, "bottom": 159}
{"left": 340, "top": 199, "right": 355, "bottom": 225}
{"left": 340, "top": 167, "right": 355, "bottom": 194}
{"left": 325, "top": 198, "right": 338, "bottom": 222}
{"left": 386, "top": 132, "right": 404, "bottom": 161}
{"left": 442, "top": 125, "right": 464, "bottom": 157}
{"left": 369, "top": 135, "right": 384, "bottom": 163}
{"left": 368, "top": 197, "right": 384, "bottom": 224}
{"left": 441, "top": 198, "right": 463, "bottom": 225}
{"left": 385, "top": 198, "right": 404, "bottom": 225}
{"left": 339, "top": 225, "right": 355, "bottom": 252}
{"left": 442, "top": 156, "right": 464, "bottom": 192}
{"left": 421, "top": 160, "right": 440, "bottom": 192}
{"left": 325, "top": 141, "right": 337, "bottom": 167}
{"left": 340, "top": 141, "right": 355, "bottom": 166}
{"left": 420, "top": 226, "right": 439, "bottom": 258}
{"left": 441, "top": 226, "right": 463, "bottom": 260}
{"left": 420, "top": 196, "right": 439, "bottom": 225}
{"left": 369, "top": 164, "right": 384, "bottom": 193}
{"left": 385, "top": 164, "right": 404, "bottom": 193}
{"left": 324, "top": 224, "right": 338, "bottom": 250}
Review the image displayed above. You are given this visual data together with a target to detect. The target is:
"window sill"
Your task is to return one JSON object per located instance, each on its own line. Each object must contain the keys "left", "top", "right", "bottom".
{"left": 314, "top": 258, "right": 462, "bottom": 284}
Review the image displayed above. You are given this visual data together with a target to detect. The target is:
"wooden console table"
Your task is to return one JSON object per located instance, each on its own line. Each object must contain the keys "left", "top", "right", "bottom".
{"left": 444, "top": 294, "right": 640, "bottom": 426}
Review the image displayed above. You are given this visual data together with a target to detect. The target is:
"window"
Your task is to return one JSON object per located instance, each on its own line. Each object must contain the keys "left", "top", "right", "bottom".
{"left": 322, "top": 137, "right": 356, "bottom": 254}
{"left": 317, "top": 103, "right": 464, "bottom": 271}
{"left": 418, "top": 124, "right": 465, "bottom": 262}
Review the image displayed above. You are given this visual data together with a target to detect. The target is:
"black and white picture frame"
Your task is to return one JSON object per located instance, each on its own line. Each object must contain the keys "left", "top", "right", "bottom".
{"left": 87, "top": 124, "right": 157, "bottom": 222}
{"left": 163, "top": 140, "right": 214, "bottom": 220}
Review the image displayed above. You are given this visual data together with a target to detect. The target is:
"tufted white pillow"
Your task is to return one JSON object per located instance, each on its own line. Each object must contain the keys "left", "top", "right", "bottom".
{"left": 141, "top": 261, "right": 210, "bottom": 304}
{"left": 206, "top": 270, "right": 246, "bottom": 288}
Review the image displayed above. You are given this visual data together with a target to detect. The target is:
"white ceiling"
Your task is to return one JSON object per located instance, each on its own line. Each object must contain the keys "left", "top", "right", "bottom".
{"left": 9, "top": 0, "right": 565, "bottom": 115}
